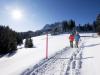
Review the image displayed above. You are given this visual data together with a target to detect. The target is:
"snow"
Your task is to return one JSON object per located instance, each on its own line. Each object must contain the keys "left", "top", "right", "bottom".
{"left": 81, "top": 37, "right": 100, "bottom": 75}
{"left": 0, "top": 33, "right": 100, "bottom": 75}
{"left": 27, "top": 47, "right": 79, "bottom": 75}
{"left": 0, "top": 34, "right": 70, "bottom": 75}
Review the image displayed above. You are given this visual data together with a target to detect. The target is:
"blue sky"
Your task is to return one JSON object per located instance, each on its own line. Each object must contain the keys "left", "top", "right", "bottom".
{"left": 0, "top": 0, "right": 100, "bottom": 32}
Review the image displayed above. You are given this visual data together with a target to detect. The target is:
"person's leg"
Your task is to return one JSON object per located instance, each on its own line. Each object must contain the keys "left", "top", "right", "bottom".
{"left": 75, "top": 41, "right": 78, "bottom": 48}
{"left": 70, "top": 41, "right": 72, "bottom": 47}
{"left": 70, "top": 41, "right": 73, "bottom": 48}
{"left": 72, "top": 41, "right": 73, "bottom": 48}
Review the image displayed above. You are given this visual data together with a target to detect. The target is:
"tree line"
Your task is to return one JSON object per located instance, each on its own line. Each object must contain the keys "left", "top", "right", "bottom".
{"left": 18, "top": 13, "right": 100, "bottom": 37}
{"left": 0, "top": 26, "right": 23, "bottom": 55}
{"left": 42, "top": 14, "right": 100, "bottom": 35}
{"left": 0, "top": 26, "right": 35, "bottom": 56}
{"left": 0, "top": 13, "right": 100, "bottom": 56}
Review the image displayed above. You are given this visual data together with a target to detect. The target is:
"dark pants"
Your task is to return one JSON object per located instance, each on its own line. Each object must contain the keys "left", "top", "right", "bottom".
{"left": 70, "top": 41, "right": 73, "bottom": 48}
{"left": 75, "top": 41, "right": 79, "bottom": 48}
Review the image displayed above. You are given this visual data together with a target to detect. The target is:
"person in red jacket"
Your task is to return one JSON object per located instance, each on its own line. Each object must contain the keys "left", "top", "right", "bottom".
{"left": 69, "top": 33, "right": 74, "bottom": 48}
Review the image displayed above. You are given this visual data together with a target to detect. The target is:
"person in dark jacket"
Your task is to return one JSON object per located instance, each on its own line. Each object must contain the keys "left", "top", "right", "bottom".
{"left": 75, "top": 32, "right": 80, "bottom": 48}
{"left": 69, "top": 33, "right": 74, "bottom": 48}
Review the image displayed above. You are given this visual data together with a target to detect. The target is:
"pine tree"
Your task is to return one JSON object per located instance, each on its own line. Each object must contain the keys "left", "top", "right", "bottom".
{"left": 96, "top": 14, "right": 100, "bottom": 34}
{"left": 25, "top": 38, "right": 34, "bottom": 48}
{"left": 68, "top": 20, "right": 76, "bottom": 31}
{"left": 0, "top": 26, "right": 17, "bottom": 54}
{"left": 28, "top": 38, "right": 33, "bottom": 48}
{"left": 16, "top": 33, "right": 23, "bottom": 45}
{"left": 62, "top": 21, "right": 68, "bottom": 32}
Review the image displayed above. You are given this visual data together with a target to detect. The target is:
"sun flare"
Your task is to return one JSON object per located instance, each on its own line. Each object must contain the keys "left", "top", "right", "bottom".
{"left": 11, "top": 9, "right": 22, "bottom": 20}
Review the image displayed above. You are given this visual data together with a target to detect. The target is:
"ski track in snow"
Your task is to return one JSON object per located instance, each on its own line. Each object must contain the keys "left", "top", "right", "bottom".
{"left": 0, "top": 33, "right": 95, "bottom": 75}
{"left": 22, "top": 40, "right": 86, "bottom": 75}
{"left": 21, "top": 34, "right": 92, "bottom": 75}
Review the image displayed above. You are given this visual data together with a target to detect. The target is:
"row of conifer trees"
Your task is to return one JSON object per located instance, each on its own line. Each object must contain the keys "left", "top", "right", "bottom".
{"left": 0, "top": 25, "right": 34, "bottom": 55}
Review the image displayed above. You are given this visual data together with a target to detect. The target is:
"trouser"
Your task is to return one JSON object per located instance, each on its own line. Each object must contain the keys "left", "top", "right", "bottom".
{"left": 70, "top": 41, "right": 73, "bottom": 48}
{"left": 75, "top": 41, "right": 79, "bottom": 48}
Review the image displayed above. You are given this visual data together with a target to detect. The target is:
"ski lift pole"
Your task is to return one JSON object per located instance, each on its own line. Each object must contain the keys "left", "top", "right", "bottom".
{"left": 46, "top": 33, "right": 48, "bottom": 59}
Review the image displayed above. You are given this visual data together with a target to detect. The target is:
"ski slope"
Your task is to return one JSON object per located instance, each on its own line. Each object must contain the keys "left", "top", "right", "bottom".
{"left": 0, "top": 33, "right": 100, "bottom": 75}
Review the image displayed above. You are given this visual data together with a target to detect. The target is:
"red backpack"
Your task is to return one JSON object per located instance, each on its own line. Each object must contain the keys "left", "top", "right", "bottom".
{"left": 69, "top": 35, "right": 74, "bottom": 42}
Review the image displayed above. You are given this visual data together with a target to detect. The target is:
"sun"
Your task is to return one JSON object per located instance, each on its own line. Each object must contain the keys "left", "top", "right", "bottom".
{"left": 11, "top": 9, "right": 22, "bottom": 20}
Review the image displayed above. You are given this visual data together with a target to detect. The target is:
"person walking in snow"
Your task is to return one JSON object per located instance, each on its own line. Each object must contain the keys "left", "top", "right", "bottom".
{"left": 75, "top": 31, "right": 80, "bottom": 48}
{"left": 69, "top": 33, "right": 74, "bottom": 48}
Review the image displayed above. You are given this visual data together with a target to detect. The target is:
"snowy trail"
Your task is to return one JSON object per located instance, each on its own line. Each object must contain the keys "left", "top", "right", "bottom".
{"left": 21, "top": 47, "right": 73, "bottom": 75}
{"left": 21, "top": 36, "right": 88, "bottom": 75}
{"left": 22, "top": 46, "right": 84, "bottom": 75}
{"left": 0, "top": 33, "right": 94, "bottom": 75}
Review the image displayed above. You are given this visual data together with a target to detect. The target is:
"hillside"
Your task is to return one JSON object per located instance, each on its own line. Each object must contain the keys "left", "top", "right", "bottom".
{"left": 0, "top": 34, "right": 69, "bottom": 75}
{"left": 0, "top": 33, "right": 99, "bottom": 75}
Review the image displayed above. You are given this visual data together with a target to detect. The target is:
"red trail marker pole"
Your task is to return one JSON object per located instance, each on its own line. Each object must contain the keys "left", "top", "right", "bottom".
{"left": 46, "top": 33, "right": 48, "bottom": 59}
